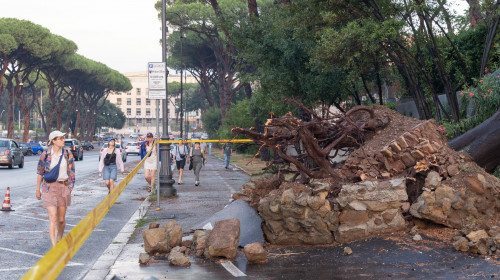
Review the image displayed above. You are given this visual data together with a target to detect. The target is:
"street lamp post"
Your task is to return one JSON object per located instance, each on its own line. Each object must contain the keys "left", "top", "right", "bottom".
{"left": 159, "top": 0, "right": 176, "bottom": 197}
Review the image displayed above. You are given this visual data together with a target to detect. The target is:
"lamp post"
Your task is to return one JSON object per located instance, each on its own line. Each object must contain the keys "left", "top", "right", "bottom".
{"left": 159, "top": 0, "right": 176, "bottom": 197}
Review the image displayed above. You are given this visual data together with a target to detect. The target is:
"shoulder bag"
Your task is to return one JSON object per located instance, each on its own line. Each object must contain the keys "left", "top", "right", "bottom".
{"left": 43, "top": 152, "right": 64, "bottom": 183}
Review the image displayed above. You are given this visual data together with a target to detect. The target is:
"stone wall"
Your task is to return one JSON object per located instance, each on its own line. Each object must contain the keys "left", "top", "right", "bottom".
{"left": 256, "top": 178, "right": 408, "bottom": 245}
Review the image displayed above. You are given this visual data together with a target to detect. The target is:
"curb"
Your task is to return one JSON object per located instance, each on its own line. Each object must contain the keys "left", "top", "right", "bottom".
{"left": 82, "top": 196, "right": 151, "bottom": 280}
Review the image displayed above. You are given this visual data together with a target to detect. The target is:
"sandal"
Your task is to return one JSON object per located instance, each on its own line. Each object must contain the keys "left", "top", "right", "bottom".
{"left": 147, "top": 186, "right": 152, "bottom": 193}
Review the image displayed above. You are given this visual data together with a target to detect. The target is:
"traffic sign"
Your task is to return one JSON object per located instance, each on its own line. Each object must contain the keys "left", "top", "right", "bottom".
{"left": 148, "top": 62, "right": 166, "bottom": 100}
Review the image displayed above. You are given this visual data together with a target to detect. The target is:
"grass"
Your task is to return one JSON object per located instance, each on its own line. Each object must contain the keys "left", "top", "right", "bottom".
{"left": 135, "top": 218, "right": 158, "bottom": 229}
{"left": 212, "top": 147, "right": 270, "bottom": 175}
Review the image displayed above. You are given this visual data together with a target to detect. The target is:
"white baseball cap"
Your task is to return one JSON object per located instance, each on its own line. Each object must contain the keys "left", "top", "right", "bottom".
{"left": 48, "top": 130, "right": 67, "bottom": 145}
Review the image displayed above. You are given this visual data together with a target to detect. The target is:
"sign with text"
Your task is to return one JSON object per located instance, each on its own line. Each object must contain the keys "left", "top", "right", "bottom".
{"left": 148, "top": 62, "right": 166, "bottom": 99}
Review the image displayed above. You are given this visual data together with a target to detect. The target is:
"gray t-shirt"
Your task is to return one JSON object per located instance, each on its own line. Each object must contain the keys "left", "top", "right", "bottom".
{"left": 173, "top": 144, "right": 189, "bottom": 161}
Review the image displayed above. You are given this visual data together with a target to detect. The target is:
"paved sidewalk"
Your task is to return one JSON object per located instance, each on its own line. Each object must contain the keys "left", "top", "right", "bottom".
{"left": 84, "top": 154, "right": 250, "bottom": 280}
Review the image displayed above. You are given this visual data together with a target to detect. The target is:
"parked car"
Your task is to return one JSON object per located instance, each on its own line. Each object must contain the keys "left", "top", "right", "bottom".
{"left": 124, "top": 141, "right": 140, "bottom": 155}
{"left": 0, "top": 139, "right": 24, "bottom": 169}
{"left": 129, "top": 134, "right": 138, "bottom": 138}
{"left": 19, "top": 142, "right": 33, "bottom": 156}
{"left": 41, "top": 142, "right": 48, "bottom": 151}
{"left": 82, "top": 142, "right": 94, "bottom": 151}
{"left": 64, "top": 139, "right": 84, "bottom": 161}
{"left": 29, "top": 142, "right": 44, "bottom": 155}
{"left": 99, "top": 143, "right": 127, "bottom": 162}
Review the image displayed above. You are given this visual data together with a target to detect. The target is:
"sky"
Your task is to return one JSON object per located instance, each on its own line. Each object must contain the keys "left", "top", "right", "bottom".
{"left": 0, "top": 0, "right": 469, "bottom": 75}
{"left": 0, "top": 0, "right": 162, "bottom": 74}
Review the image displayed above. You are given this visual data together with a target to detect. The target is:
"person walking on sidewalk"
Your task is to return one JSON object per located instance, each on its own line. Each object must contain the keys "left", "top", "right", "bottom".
{"left": 99, "top": 138, "right": 124, "bottom": 193}
{"left": 190, "top": 142, "right": 207, "bottom": 186}
{"left": 36, "top": 130, "right": 75, "bottom": 247}
{"left": 172, "top": 139, "right": 189, "bottom": 184}
{"left": 222, "top": 142, "right": 232, "bottom": 169}
{"left": 140, "top": 132, "right": 157, "bottom": 192}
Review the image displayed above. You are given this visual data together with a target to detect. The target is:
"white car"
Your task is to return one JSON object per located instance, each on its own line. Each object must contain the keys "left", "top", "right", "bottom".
{"left": 125, "top": 141, "right": 140, "bottom": 155}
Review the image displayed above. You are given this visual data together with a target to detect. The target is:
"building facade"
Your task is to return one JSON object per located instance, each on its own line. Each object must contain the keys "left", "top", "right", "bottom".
{"left": 108, "top": 71, "right": 200, "bottom": 137}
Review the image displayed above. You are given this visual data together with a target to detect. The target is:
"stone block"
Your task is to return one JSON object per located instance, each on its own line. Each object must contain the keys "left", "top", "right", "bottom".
{"left": 143, "top": 227, "right": 168, "bottom": 255}
{"left": 244, "top": 242, "right": 267, "bottom": 263}
{"left": 168, "top": 246, "right": 191, "bottom": 266}
{"left": 339, "top": 210, "right": 369, "bottom": 226}
{"left": 465, "top": 176, "right": 484, "bottom": 195}
{"left": 425, "top": 171, "right": 441, "bottom": 189}
{"left": 466, "top": 230, "right": 489, "bottom": 243}
{"left": 206, "top": 218, "right": 240, "bottom": 260}
{"left": 337, "top": 224, "right": 368, "bottom": 242}
{"left": 435, "top": 184, "right": 454, "bottom": 201}
{"left": 401, "top": 153, "right": 416, "bottom": 167}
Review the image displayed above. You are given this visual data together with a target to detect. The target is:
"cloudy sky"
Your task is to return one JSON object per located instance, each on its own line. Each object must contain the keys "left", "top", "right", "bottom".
{"left": 0, "top": 0, "right": 162, "bottom": 74}
{"left": 0, "top": 0, "right": 468, "bottom": 74}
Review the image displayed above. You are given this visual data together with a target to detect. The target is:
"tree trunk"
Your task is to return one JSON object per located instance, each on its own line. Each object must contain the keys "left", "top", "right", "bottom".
{"left": 467, "top": 0, "right": 484, "bottom": 28}
{"left": 449, "top": 109, "right": 500, "bottom": 172}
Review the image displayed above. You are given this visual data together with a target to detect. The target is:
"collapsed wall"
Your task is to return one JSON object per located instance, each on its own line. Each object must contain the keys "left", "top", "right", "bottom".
{"left": 233, "top": 106, "right": 500, "bottom": 245}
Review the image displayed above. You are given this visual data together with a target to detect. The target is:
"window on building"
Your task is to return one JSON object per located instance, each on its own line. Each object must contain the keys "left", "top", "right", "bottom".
{"left": 146, "top": 99, "right": 151, "bottom": 106}
{"left": 117, "top": 98, "right": 122, "bottom": 105}
{"left": 127, "top": 98, "right": 131, "bottom": 105}
{"left": 136, "top": 108, "right": 141, "bottom": 115}
{"left": 126, "top": 108, "right": 131, "bottom": 115}
{"left": 136, "top": 98, "right": 141, "bottom": 106}
{"left": 116, "top": 92, "right": 122, "bottom": 95}
{"left": 137, "top": 118, "right": 142, "bottom": 124}
{"left": 147, "top": 118, "right": 152, "bottom": 124}
{"left": 146, "top": 108, "right": 151, "bottom": 116}
{"left": 126, "top": 91, "right": 131, "bottom": 95}
{"left": 136, "top": 88, "right": 141, "bottom": 95}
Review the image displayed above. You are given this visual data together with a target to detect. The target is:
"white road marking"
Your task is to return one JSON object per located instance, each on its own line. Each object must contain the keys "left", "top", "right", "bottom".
{"left": 0, "top": 247, "right": 83, "bottom": 266}
{"left": 0, "top": 262, "right": 83, "bottom": 272}
{"left": 220, "top": 261, "right": 247, "bottom": 277}
{"left": 10, "top": 213, "right": 77, "bottom": 227}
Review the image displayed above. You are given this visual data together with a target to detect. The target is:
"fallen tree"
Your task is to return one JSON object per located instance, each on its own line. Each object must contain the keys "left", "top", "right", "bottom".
{"left": 232, "top": 99, "right": 390, "bottom": 181}
{"left": 449, "top": 109, "right": 500, "bottom": 172}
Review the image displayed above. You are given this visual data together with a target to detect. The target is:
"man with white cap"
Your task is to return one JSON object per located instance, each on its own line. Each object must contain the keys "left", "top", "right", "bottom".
{"left": 36, "top": 130, "right": 75, "bottom": 247}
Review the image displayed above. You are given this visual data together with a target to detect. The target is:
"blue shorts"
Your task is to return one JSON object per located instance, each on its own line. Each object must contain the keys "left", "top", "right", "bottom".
{"left": 103, "top": 164, "right": 117, "bottom": 180}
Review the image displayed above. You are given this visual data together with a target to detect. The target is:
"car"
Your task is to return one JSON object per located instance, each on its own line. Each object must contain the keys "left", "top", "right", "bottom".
{"left": 29, "top": 142, "right": 44, "bottom": 155}
{"left": 40, "top": 142, "right": 48, "bottom": 151}
{"left": 64, "top": 139, "right": 84, "bottom": 161}
{"left": 0, "top": 138, "right": 24, "bottom": 169}
{"left": 124, "top": 141, "right": 140, "bottom": 155}
{"left": 19, "top": 142, "right": 33, "bottom": 156}
{"left": 82, "top": 142, "right": 94, "bottom": 151}
{"left": 129, "top": 134, "right": 138, "bottom": 138}
{"left": 99, "top": 143, "right": 127, "bottom": 162}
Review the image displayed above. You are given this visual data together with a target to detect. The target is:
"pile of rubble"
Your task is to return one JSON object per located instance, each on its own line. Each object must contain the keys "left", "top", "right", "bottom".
{"left": 232, "top": 106, "right": 500, "bottom": 257}
{"left": 140, "top": 218, "right": 266, "bottom": 266}
{"left": 141, "top": 106, "right": 500, "bottom": 266}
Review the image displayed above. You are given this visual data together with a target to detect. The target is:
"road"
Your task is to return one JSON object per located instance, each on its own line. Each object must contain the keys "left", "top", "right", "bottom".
{"left": 0, "top": 150, "right": 147, "bottom": 280}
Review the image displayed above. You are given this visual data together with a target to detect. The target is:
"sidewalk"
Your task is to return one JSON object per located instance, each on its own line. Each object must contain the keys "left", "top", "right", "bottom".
{"left": 84, "top": 154, "right": 251, "bottom": 280}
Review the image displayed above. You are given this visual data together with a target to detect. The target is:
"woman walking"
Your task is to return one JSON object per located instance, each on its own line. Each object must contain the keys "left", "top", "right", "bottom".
{"left": 140, "top": 132, "right": 157, "bottom": 192}
{"left": 99, "top": 138, "right": 124, "bottom": 193}
{"left": 190, "top": 142, "right": 207, "bottom": 186}
{"left": 36, "top": 131, "right": 75, "bottom": 247}
{"left": 172, "top": 139, "right": 189, "bottom": 184}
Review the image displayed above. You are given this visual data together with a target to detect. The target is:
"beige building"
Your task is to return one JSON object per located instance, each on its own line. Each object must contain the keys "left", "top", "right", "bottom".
{"left": 107, "top": 71, "right": 200, "bottom": 137}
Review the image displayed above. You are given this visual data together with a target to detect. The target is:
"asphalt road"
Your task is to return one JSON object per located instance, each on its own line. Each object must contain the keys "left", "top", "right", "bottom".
{"left": 0, "top": 150, "right": 148, "bottom": 280}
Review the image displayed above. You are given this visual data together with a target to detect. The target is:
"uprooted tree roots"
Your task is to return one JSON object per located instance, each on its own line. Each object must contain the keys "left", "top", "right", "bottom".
{"left": 232, "top": 99, "right": 390, "bottom": 182}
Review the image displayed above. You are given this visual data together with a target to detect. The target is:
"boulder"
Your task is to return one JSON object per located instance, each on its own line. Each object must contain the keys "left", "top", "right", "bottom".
{"left": 162, "top": 220, "right": 182, "bottom": 249}
{"left": 139, "top": 253, "right": 150, "bottom": 265}
{"left": 168, "top": 246, "right": 191, "bottom": 266}
{"left": 243, "top": 242, "right": 267, "bottom": 263}
{"left": 143, "top": 227, "right": 168, "bottom": 255}
{"left": 453, "top": 237, "right": 469, "bottom": 252}
{"left": 466, "top": 230, "right": 489, "bottom": 243}
{"left": 206, "top": 218, "right": 240, "bottom": 259}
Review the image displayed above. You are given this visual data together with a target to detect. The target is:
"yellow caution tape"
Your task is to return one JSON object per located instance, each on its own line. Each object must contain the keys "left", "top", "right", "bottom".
{"left": 22, "top": 141, "right": 156, "bottom": 280}
{"left": 156, "top": 139, "right": 254, "bottom": 144}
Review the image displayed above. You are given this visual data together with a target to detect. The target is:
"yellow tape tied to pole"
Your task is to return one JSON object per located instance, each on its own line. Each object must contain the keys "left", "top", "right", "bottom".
{"left": 22, "top": 141, "right": 157, "bottom": 280}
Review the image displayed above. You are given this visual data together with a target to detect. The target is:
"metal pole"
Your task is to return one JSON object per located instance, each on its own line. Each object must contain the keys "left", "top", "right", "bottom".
{"left": 155, "top": 100, "right": 160, "bottom": 207}
{"left": 159, "top": 0, "right": 176, "bottom": 197}
{"left": 179, "top": 29, "right": 183, "bottom": 139}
